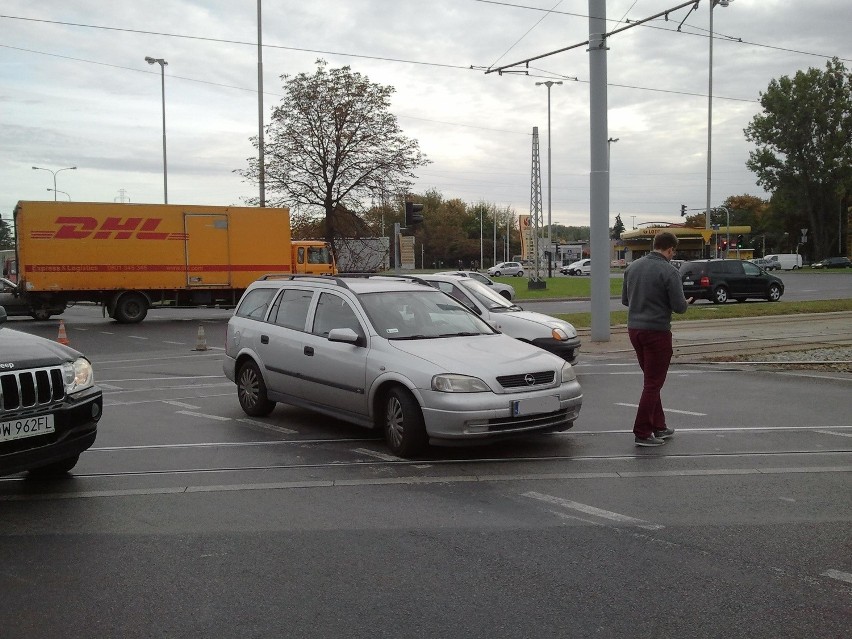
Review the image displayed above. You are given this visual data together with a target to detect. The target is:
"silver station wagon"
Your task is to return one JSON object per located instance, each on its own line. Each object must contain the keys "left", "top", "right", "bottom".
{"left": 223, "top": 275, "right": 583, "bottom": 457}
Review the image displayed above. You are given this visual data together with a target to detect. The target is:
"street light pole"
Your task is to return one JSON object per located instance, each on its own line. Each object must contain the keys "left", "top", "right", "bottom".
{"left": 32, "top": 166, "right": 76, "bottom": 201}
{"left": 535, "top": 80, "right": 562, "bottom": 265}
{"left": 145, "top": 56, "right": 169, "bottom": 204}
{"left": 607, "top": 137, "right": 619, "bottom": 172}
{"left": 705, "top": 0, "right": 730, "bottom": 257}
{"left": 46, "top": 188, "right": 71, "bottom": 201}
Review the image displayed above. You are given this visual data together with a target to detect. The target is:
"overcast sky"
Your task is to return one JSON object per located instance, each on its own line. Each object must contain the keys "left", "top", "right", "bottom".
{"left": 2, "top": 0, "right": 850, "bottom": 230}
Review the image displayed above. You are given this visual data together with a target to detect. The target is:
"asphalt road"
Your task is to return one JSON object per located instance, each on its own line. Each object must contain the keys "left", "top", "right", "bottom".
{"left": 1, "top": 305, "right": 850, "bottom": 638}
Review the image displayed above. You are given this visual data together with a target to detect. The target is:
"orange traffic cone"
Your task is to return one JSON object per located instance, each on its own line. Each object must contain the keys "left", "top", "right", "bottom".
{"left": 194, "top": 324, "right": 208, "bottom": 351}
{"left": 57, "top": 320, "right": 69, "bottom": 346}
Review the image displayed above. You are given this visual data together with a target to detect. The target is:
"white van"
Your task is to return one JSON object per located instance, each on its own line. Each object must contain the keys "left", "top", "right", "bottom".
{"left": 764, "top": 254, "right": 802, "bottom": 270}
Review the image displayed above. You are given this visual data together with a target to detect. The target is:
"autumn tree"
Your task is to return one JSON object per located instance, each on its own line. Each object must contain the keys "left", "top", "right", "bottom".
{"left": 239, "top": 61, "right": 429, "bottom": 250}
{"left": 744, "top": 58, "right": 852, "bottom": 258}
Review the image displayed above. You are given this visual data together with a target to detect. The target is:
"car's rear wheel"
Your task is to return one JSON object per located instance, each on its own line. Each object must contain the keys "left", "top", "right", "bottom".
{"left": 767, "top": 283, "right": 782, "bottom": 302}
{"left": 382, "top": 386, "right": 427, "bottom": 458}
{"left": 28, "top": 455, "right": 80, "bottom": 477}
{"left": 712, "top": 286, "right": 729, "bottom": 304}
{"left": 237, "top": 360, "right": 276, "bottom": 416}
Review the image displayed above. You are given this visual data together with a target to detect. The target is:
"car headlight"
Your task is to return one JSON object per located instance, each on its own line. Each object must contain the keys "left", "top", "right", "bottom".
{"left": 62, "top": 357, "right": 95, "bottom": 394}
{"left": 560, "top": 363, "right": 576, "bottom": 383}
{"left": 432, "top": 374, "right": 490, "bottom": 393}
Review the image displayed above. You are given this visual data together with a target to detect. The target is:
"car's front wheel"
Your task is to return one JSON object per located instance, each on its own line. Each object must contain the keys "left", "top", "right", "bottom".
{"left": 493, "top": 271, "right": 501, "bottom": 277}
{"left": 712, "top": 286, "right": 729, "bottom": 304}
{"left": 499, "top": 291, "right": 511, "bottom": 300}
{"left": 515, "top": 270, "right": 524, "bottom": 277}
{"left": 237, "top": 360, "right": 276, "bottom": 416}
{"left": 382, "top": 386, "right": 427, "bottom": 458}
{"left": 767, "top": 283, "right": 782, "bottom": 302}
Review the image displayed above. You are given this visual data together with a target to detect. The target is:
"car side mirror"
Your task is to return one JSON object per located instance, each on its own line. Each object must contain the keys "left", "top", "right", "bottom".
{"left": 327, "top": 327, "right": 362, "bottom": 346}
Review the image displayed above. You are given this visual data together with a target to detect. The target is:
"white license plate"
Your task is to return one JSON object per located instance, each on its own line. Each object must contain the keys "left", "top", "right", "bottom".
{"left": 683, "top": 280, "right": 693, "bottom": 286}
{"left": 0, "top": 414, "right": 55, "bottom": 443}
{"left": 511, "top": 395, "right": 559, "bottom": 417}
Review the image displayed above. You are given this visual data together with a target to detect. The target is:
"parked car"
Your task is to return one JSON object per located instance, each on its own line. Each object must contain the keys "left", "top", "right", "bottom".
{"left": 418, "top": 273, "right": 580, "bottom": 363}
{"left": 486, "top": 261, "right": 524, "bottom": 277}
{"left": 1, "top": 277, "right": 66, "bottom": 320}
{"left": 679, "top": 259, "right": 784, "bottom": 304}
{"left": 436, "top": 270, "right": 515, "bottom": 300}
{"left": 748, "top": 257, "right": 780, "bottom": 271}
{"left": 0, "top": 306, "right": 102, "bottom": 477}
{"left": 223, "top": 274, "right": 583, "bottom": 457}
{"left": 811, "top": 257, "right": 851, "bottom": 269}
{"left": 560, "top": 259, "right": 591, "bottom": 276}
{"left": 763, "top": 254, "right": 802, "bottom": 270}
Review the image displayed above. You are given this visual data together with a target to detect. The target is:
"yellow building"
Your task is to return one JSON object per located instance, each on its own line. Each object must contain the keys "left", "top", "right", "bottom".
{"left": 619, "top": 224, "right": 753, "bottom": 261}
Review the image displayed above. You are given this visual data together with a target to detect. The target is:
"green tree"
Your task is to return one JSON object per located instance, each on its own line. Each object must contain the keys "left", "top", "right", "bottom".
{"left": 239, "top": 61, "right": 429, "bottom": 250}
{"left": 0, "top": 217, "right": 13, "bottom": 250}
{"left": 744, "top": 58, "right": 852, "bottom": 258}
{"left": 610, "top": 214, "right": 625, "bottom": 239}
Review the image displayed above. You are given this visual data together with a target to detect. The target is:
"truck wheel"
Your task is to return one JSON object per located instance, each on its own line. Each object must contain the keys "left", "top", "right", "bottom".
{"left": 31, "top": 310, "right": 52, "bottom": 321}
{"left": 28, "top": 455, "right": 80, "bottom": 477}
{"left": 382, "top": 386, "right": 427, "bottom": 458}
{"left": 114, "top": 293, "right": 149, "bottom": 323}
{"left": 237, "top": 361, "right": 275, "bottom": 417}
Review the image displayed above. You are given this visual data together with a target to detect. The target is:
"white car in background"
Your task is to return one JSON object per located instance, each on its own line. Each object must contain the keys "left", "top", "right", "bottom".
{"left": 487, "top": 261, "right": 525, "bottom": 277}
{"left": 560, "top": 259, "right": 591, "bottom": 276}
{"left": 436, "top": 271, "right": 516, "bottom": 300}
{"left": 418, "top": 273, "right": 581, "bottom": 363}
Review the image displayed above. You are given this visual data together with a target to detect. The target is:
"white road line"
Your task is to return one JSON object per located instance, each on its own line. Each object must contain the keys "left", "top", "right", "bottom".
{"left": 236, "top": 418, "right": 298, "bottom": 434}
{"left": 97, "top": 383, "right": 123, "bottom": 391}
{"left": 176, "top": 410, "right": 231, "bottom": 422}
{"left": 556, "top": 425, "right": 852, "bottom": 435}
{"left": 814, "top": 430, "right": 852, "bottom": 438}
{"left": 163, "top": 341, "right": 186, "bottom": 345}
{"left": 128, "top": 335, "right": 148, "bottom": 340}
{"left": 352, "top": 448, "right": 401, "bottom": 462}
{"left": 614, "top": 402, "right": 707, "bottom": 417}
{"left": 523, "top": 491, "right": 664, "bottom": 530}
{"left": 821, "top": 569, "right": 852, "bottom": 585}
{"left": 163, "top": 400, "right": 201, "bottom": 410}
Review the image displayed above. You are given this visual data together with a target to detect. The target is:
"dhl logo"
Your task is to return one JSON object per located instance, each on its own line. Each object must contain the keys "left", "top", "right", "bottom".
{"left": 30, "top": 217, "right": 188, "bottom": 241}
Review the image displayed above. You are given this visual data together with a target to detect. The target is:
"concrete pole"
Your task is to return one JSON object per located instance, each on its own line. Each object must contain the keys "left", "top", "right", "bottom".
{"left": 588, "top": 0, "right": 610, "bottom": 342}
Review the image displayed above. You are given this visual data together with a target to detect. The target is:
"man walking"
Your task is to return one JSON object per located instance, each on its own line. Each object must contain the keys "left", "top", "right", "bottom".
{"left": 621, "top": 232, "right": 692, "bottom": 446}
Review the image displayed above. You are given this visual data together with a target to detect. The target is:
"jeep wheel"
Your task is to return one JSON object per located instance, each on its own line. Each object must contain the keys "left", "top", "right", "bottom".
{"left": 237, "top": 361, "right": 276, "bottom": 417}
{"left": 767, "top": 283, "right": 782, "bottom": 302}
{"left": 712, "top": 286, "right": 729, "bottom": 304}
{"left": 382, "top": 386, "right": 427, "bottom": 458}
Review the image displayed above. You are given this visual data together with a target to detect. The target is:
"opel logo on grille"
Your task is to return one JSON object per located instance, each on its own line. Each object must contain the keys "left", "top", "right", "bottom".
{"left": 524, "top": 374, "right": 536, "bottom": 386}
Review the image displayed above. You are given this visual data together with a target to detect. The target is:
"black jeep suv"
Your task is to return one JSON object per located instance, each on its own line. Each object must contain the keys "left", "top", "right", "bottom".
{"left": 679, "top": 259, "right": 784, "bottom": 304}
{"left": 0, "top": 306, "right": 102, "bottom": 477}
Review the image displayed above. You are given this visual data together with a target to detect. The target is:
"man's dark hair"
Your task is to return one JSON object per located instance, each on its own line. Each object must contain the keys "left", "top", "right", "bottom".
{"left": 653, "top": 232, "right": 678, "bottom": 251}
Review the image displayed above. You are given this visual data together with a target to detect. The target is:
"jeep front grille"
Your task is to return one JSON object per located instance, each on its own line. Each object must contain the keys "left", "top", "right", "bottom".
{"left": 0, "top": 367, "right": 66, "bottom": 412}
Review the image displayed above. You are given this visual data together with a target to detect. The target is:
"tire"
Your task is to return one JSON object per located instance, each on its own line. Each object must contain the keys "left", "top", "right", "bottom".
{"left": 500, "top": 291, "right": 511, "bottom": 300}
{"left": 382, "top": 386, "right": 427, "bottom": 458}
{"left": 767, "top": 283, "right": 782, "bottom": 302}
{"left": 31, "top": 310, "right": 52, "bottom": 321}
{"left": 237, "top": 360, "right": 275, "bottom": 417}
{"left": 114, "top": 293, "right": 149, "bottom": 324}
{"left": 493, "top": 271, "right": 502, "bottom": 277}
{"left": 792, "top": 265, "right": 800, "bottom": 270}
{"left": 712, "top": 286, "right": 729, "bottom": 304}
{"left": 28, "top": 455, "right": 80, "bottom": 477}
{"left": 515, "top": 270, "right": 524, "bottom": 277}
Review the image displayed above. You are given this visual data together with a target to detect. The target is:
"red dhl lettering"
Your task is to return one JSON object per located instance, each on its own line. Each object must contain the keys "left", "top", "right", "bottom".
{"left": 33, "top": 217, "right": 186, "bottom": 241}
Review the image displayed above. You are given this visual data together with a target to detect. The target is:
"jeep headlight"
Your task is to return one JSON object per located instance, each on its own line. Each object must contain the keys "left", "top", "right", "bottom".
{"left": 63, "top": 357, "right": 95, "bottom": 394}
{"left": 432, "top": 374, "right": 490, "bottom": 393}
{"left": 560, "top": 363, "right": 576, "bottom": 383}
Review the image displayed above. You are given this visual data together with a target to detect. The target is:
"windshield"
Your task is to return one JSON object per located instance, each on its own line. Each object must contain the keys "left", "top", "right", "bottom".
{"left": 359, "top": 290, "right": 497, "bottom": 340}
{"left": 457, "top": 279, "right": 520, "bottom": 311}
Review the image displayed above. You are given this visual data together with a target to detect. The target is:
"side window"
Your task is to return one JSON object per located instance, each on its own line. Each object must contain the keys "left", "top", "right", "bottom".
{"left": 742, "top": 261, "right": 761, "bottom": 275}
{"left": 235, "top": 288, "right": 276, "bottom": 320}
{"left": 297, "top": 247, "right": 305, "bottom": 265}
{"left": 312, "top": 293, "right": 362, "bottom": 337}
{"left": 270, "top": 288, "right": 313, "bottom": 330}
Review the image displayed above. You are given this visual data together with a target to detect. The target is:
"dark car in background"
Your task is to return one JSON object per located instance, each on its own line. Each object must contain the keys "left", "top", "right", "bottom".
{"left": 0, "top": 306, "right": 102, "bottom": 477}
{"left": 1, "top": 277, "right": 66, "bottom": 320}
{"left": 812, "top": 257, "right": 852, "bottom": 269}
{"left": 679, "top": 259, "right": 784, "bottom": 304}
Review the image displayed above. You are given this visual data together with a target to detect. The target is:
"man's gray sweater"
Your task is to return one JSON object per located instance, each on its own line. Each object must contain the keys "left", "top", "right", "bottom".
{"left": 621, "top": 252, "right": 689, "bottom": 331}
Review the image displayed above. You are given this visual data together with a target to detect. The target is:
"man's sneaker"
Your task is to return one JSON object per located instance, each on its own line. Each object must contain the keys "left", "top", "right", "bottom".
{"left": 635, "top": 435, "right": 666, "bottom": 447}
{"left": 654, "top": 427, "right": 675, "bottom": 440}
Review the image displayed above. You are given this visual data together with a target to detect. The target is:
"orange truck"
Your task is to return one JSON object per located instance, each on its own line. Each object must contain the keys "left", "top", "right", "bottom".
{"left": 12, "top": 201, "right": 335, "bottom": 323}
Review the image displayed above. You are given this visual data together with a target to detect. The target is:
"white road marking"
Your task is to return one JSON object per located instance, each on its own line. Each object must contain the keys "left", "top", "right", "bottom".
{"left": 614, "top": 402, "right": 707, "bottom": 416}
{"left": 163, "top": 341, "right": 186, "bottom": 345}
{"left": 236, "top": 418, "right": 297, "bottom": 434}
{"left": 821, "top": 569, "right": 852, "bottom": 584}
{"left": 176, "top": 410, "right": 232, "bottom": 422}
{"left": 128, "top": 335, "right": 148, "bottom": 340}
{"left": 523, "top": 491, "right": 664, "bottom": 530}
{"left": 353, "top": 448, "right": 401, "bottom": 461}
{"left": 97, "top": 383, "right": 123, "bottom": 390}
{"left": 814, "top": 430, "right": 852, "bottom": 438}
{"left": 555, "top": 425, "right": 852, "bottom": 435}
{"left": 163, "top": 400, "right": 201, "bottom": 409}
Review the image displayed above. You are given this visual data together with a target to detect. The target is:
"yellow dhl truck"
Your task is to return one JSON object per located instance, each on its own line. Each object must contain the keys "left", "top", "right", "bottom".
{"left": 11, "top": 201, "right": 335, "bottom": 323}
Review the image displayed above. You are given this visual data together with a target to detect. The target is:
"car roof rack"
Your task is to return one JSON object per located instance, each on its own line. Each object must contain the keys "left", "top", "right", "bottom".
{"left": 257, "top": 272, "right": 432, "bottom": 289}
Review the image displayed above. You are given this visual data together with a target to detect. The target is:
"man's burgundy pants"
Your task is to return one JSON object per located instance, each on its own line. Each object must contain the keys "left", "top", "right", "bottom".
{"left": 628, "top": 328, "right": 673, "bottom": 439}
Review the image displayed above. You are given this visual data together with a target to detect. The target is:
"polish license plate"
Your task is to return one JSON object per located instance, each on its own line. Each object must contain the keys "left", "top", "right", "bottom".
{"left": 511, "top": 395, "right": 559, "bottom": 417}
{"left": 0, "top": 414, "right": 55, "bottom": 443}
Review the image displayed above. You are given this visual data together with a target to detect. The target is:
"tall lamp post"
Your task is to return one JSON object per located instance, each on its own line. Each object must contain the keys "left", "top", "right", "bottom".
{"left": 705, "top": 0, "right": 731, "bottom": 256}
{"left": 47, "top": 188, "right": 71, "bottom": 201}
{"left": 32, "top": 166, "right": 76, "bottom": 201}
{"left": 535, "top": 80, "right": 562, "bottom": 265}
{"left": 145, "top": 56, "right": 169, "bottom": 204}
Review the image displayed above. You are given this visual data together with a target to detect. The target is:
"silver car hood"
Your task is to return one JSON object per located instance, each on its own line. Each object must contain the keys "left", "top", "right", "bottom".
{"left": 486, "top": 310, "right": 577, "bottom": 338}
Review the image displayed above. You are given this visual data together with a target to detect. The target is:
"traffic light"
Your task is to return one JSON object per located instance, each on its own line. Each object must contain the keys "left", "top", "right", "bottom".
{"left": 737, "top": 234, "right": 744, "bottom": 248}
{"left": 680, "top": 204, "right": 687, "bottom": 217}
{"left": 405, "top": 201, "right": 424, "bottom": 226}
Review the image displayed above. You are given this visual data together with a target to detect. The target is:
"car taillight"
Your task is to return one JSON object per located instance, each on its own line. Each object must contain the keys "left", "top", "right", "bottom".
{"left": 699, "top": 276, "right": 711, "bottom": 287}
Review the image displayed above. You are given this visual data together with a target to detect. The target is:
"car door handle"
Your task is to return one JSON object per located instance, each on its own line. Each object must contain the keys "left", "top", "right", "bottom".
{"left": 261, "top": 335, "right": 269, "bottom": 344}
{"left": 304, "top": 346, "right": 314, "bottom": 356}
